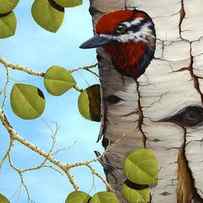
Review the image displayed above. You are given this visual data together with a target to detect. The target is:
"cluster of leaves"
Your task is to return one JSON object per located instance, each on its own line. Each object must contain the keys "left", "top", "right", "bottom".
{"left": 10, "top": 65, "right": 101, "bottom": 121}
{"left": 122, "top": 149, "right": 158, "bottom": 202}
{"left": 0, "top": 0, "right": 82, "bottom": 39}
{"left": 65, "top": 148, "right": 159, "bottom": 203}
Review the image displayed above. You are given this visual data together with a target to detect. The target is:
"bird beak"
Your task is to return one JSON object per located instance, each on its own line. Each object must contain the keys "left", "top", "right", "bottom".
{"left": 80, "top": 35, "right": 112, "bottom": 49}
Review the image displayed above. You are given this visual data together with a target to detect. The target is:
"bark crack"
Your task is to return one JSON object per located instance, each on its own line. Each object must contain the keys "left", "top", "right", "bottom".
{"left": 136, "top": 80, "right": 147, "bottom": 147}
{"left": 172, "top": 42, "right": 203, "bottom": 104}
{"left": 177, "top": 0, "right": 203, "bottom": 103}
{"left": 177, "top": 127, "right": 203, "bottom": 202}
{"left": 178, "top": 0, "right": 186, "bottom": 39}
{"left": 188, "top": 43, "right": 203, "bottom": 104}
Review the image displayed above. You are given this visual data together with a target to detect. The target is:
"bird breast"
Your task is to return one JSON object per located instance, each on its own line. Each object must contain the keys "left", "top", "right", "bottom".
{"left": 104, "top": 42, "right": 151, "bottom": 79}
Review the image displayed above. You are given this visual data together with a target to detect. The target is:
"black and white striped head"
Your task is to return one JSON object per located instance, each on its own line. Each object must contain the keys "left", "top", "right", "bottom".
{"left": 80, "top": 9, "right": 156, "bottom": 49}
{"left": 112, "top": 16, "right": 155, "bottom": 44}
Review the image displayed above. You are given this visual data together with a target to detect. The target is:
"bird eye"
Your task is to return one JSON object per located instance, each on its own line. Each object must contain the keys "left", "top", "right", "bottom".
{"left": 159, "top": 105, "right": 203, "bottom": 127}
{"left": 116, "top": 24, "right": 127, "bottom": 34}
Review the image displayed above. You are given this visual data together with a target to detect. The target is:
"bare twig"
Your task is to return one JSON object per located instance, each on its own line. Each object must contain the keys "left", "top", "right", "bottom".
{"left": 0, "top": 137, "right": 13, "bottom": 170}
{"left": 0, "top": 58, "right": 45, "bottom": 77}
{"left": 70, "top": 63, "right": 98, "bottom": 78}
{"left": 87, "top": 165, "right": 114, "bottom": 192}
{"left": 8, "top": 154, "right": 32, "bottom": 202}
{"left": 0, "top": 61, "right": 9, "bottom": 108}
{"left": 20, "top": 125, "right": 58, "bottom": 173}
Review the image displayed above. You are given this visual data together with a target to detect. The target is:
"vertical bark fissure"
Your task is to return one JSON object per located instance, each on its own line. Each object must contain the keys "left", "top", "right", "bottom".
{"left": 188, "top": 43, "right": 203, "bottom": 104}
{"left": 136, "top": 80, "right": 147, "bottom": 147}
{"left": 178, "top": 0, "right": 186, "bottom": 39}
{"left": 178, "top": 0, "right": 203, "bottom": 103}
{"left": 177, "top": 127, "right": 203, "bottom": 202}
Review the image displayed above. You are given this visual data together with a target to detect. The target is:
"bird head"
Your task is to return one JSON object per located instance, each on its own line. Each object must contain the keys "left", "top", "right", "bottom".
{"left": 80, "top": 9, "right": 156, "bottom": 79}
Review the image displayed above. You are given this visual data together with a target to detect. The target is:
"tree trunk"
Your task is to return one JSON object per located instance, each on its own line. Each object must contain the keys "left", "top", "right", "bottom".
{"left": 89, "top": 0, "right": 203, "bottom": 202}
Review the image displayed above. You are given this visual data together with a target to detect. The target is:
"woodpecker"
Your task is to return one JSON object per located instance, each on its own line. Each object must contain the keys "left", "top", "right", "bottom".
{"left": 80, "top": 9, "right": 156, "bottom": 80}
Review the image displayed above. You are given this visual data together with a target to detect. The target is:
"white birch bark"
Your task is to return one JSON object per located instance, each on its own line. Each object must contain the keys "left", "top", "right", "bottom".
{"left": 89, "top": 0, "right": 203, "bottom": 202}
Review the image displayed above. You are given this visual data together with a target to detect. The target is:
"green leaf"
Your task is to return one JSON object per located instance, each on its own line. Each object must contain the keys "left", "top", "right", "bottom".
{"left": 0, "top": 193, "right": 10, "bottom": 203}
{"left": 124, "top": 148, "right": 158, "bottom": 185}
{"left": 53, "top": 0, "right": 82, "bottom": 7}
{"left": 0, "top": 12, "right": 16, "bottom": 38}
{"left": 78, "top": 84, "right": 101, "bottom": 122}
{"left": 44, "top": 65, "right": 76, "bottom": 96}
{"left": 89, "top": 192, "right": 119, "bottom": 203}
{"left": 122, "top": 184, "right": 150, "bottom": 203}
{"left": 65, "top": 191, "right": 91, "bottom": 203}
{"left": 0, "top": 0, "right": 19, "bottom": 14}
{"left": 31, "top": 0, "right": 64, "bottom": 32}
{"left": 10, "top": 83, "right": 46, "bottom": 120}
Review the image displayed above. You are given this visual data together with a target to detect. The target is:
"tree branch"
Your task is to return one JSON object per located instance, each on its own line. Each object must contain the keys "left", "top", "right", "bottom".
{"left": 0, "top": 107, "right": 80, "bottom": 191}
{"left": 0, "top": 57, "right": 98, "bottom": 78}
{"left": 0, "top": 108, "right": 110, "bottom": 192}
{"left": 0, "top": 58, "right": 44, "bottom": 77}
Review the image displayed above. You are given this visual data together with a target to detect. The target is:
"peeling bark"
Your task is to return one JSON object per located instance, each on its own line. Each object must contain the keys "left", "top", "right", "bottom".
{"left": 89, "top": 0, "right": 203, "bottom": 202}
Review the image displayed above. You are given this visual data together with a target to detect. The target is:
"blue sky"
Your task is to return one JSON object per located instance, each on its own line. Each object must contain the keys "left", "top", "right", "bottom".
{"left": 0, "top": 1, "right": 105, "bottom": 202}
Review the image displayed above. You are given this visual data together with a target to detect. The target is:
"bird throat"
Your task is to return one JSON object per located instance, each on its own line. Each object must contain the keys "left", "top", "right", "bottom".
{"left": 104, "top": 42, "right": 154, "bottom": 80}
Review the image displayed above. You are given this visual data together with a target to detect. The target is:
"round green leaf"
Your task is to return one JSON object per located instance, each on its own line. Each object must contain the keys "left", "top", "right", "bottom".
{"left": 10, "top": 83, "right": 46, "bottom": 120}
{"left": 31, "top": 0, "right": 64, "bottom": 32}
{"left": 0, "top": 0, "right": 19, "bottom": 14}
{"left": 89, "top": 192, "right": 119, "bottom": 203}
{"left": 44, "top": 65, "right": 76, "bottom": 96}
{"left": 78, "top": 84, "right": 101, "bottom": 122}
{"left": 53, "top": 0, "right": 82, "bottom": 7}
{"left": 0, "top": 193, "right": 10, "bottom": 203}
{"left": 122, "top": 184, "right": 150, "bottom": 203}
{"left": 65, "top": 191, "right": 91, "bottom": 203}
{"left": 0, "top": 12, "right": 16, "bottom": 38}
{"left": 124, "top": 148, "right": 158, "bottom": 185}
